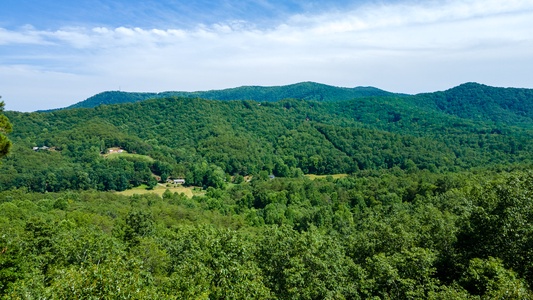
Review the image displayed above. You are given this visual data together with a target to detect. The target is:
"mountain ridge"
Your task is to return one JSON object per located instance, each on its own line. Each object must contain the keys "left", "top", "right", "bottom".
{"left": 3, "top": 82, "right": 533, "bottom": 192}
{"left": 54, "top": 81, "right": 402, "bottom": 110}
{"left": 407, "top": 82, "right": 533, "bottom": 126}
{"left": 36, "top": 81, "right": 533, "bottom": 127}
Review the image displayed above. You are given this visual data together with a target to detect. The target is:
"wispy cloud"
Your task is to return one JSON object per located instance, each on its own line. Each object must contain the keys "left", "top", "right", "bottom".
{"left": 1, "top": 0, "right": 533, "bottom": 111}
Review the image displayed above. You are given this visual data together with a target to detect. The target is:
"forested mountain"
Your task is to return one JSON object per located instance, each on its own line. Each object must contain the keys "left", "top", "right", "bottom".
{"left": 2, "top": 88, "right": 533, "bottom": 298}
{"left": 53, "top": 81, "right": 533, "bottom": 129}
{"left": 60, "top": 82, "right": 399, "bottom": 110}
{"left": 408, "top": 82, "right": 533, "bottom": 127}
{"left": 3, "top": 94, "right": 532, "bottom": 192}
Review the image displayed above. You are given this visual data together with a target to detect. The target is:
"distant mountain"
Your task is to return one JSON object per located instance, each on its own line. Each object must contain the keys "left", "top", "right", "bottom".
{"left": 44, "top": 81, "right": 533, "bottom": 128}
{"left": 408, "top": 83, "right": 533, "bottom": 127}
{"left": 60, "top": 82, "right": 400, "bottom": 110}
{"left": 4, "top": 84, "right": 533, "bottom": 192}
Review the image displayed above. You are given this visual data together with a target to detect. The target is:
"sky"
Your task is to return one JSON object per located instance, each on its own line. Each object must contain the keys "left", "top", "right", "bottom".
{"left": 1, "top": 0, "right": 533, "bottom": 112}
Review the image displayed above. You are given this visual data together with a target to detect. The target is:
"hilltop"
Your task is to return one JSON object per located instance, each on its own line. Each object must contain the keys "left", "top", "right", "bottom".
{"left": 408, "top": 82, "right": 533, "bottom": 126}
{"left": 59, "top": 82, "right": 399, "bottom": 110}
{"left": 42, "top": 81, "right": 533, "bottom": 128}
{"left": 4, "top": 85, "right": 533, "bottom": 192}
{"left": 2, "top": 81, "right": 533, "bottom": 298}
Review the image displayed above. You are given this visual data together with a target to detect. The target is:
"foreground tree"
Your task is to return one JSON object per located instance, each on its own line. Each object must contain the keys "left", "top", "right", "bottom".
{"left": 0, "top": 97, "right": 12, "bottom": 159}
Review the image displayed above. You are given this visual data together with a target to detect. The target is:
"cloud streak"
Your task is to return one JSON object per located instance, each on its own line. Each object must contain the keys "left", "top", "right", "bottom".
{"left": 1, "top": 0, "right": 533, "bottom": 111}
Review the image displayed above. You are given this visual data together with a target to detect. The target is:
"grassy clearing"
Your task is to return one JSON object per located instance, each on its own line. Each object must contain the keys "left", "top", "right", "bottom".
{"left": 104, "top": 152, "right": 154, "bottom": 162}
{"left": 117, "top": 174, "right": 349, "bottom": 198}
{"left": 116, "top": 184, "right": 204, "bottom": 198}
{"left": 305, "top": 174, "right": 349, "bottom": 180}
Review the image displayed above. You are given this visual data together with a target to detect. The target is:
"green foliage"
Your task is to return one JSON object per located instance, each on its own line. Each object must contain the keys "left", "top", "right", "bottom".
{"left": 45, "top": 257, "right": 159, "bottom": 299}
{"left": 0, "top": 233, "right": 25, "bottom": 295}
{"left": 257, "top": 225, "right": 362, "bottom": 299}
{"left": 163, "top": 226, "right": 272, "bottom": 299}
{"left": 410, "top": 82, "right": 533, "bottom": 127}
{"left": 460, "top": 257, "right": 531, "bottom": 298}
{"left": 0, "top": 169, "right": 532, "bottom": 298}
{"left": 121, "top": 210, "right": 155, "bottom": 245}
{"left": 4, "top": 87, "right": 533, "bottom": 193}
{"left": 62, "top": 81, "right": 398, "bottom": 110}
{"left": 1, "top": 84, "right": 533, "bottom": 298}
{"left": 455, "top": 172, "right": 533, "bottom": 284}
{"left": 0, "top": 100, "right": 12, "bottom": 160}
{"left": 365, "top": 248, "right": 439, "bottom": 299}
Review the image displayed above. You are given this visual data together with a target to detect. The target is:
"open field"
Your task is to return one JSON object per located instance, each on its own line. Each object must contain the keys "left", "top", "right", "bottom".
{"left": 105, "top": 152, "right": 155, "bottom": 162}
{"left": 116, "top": 184, "right": 204, "bottom": 198}
{"left": 305, "top": 174, "right": 349, "bottom": 180}
{"left": 102, "top": 148, "right": 154, "bottom": 162}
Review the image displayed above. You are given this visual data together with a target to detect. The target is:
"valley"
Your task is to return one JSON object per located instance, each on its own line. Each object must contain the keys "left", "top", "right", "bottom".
{"left": 0, "top": 82, "right": 532, "bottom": 298}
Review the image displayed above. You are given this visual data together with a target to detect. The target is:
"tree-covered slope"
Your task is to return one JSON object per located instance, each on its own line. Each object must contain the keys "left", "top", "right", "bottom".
{"left": 61, "top": 82, "right": 398, "bottom": 110}
{"left": 3, "top": 95, "right": 532, "bottom": 193}
{"left": 2, "top": 91, "right": 533, "bottom": 298}
{"left": 1, "top": 166, "right": 533, "bottom": 298}
{"left": 409, "top": 82, "right": 533, "bottom": 126}
{"left": 54, "top": 81, "right": 533, "bottom": 128}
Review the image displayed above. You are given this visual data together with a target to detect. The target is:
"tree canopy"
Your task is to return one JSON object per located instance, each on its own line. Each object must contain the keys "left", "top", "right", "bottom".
{"left": 3, "top": 91, "right": 532, "bottom": 192}
{"left": 1, "top": 85, "right": 533, "bottom": 298}
{"left": 0, "top": 98, "right": 12, "bottom": 159}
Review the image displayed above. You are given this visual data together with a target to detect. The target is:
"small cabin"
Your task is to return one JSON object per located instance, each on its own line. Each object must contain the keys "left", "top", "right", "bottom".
{"left": 167, "top": 178, "right": 185, "bottom": 185}
{"left": 107, "top": 147, "right": 125, "bottom": 154}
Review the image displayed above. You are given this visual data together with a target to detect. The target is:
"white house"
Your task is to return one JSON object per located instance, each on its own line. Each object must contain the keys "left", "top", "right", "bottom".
{"left": 167, "top": 178, "right": 185, "bottom": 185}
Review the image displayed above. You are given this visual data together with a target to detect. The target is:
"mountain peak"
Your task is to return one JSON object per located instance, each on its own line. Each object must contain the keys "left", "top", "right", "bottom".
{"left": 410, "top": 82, "right": 533, "bottom": 126}
{"left": 60, "top": 82, "right": 398, "bottom": 110}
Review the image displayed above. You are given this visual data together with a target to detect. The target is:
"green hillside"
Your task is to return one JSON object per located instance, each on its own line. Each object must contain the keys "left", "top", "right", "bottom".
{"left": 61, "top": 81, "right": 399, "bottom": 110}
{"left": 54, "top": 81, "right": 533, "bottom": 129}
{"left": 409, "top": 83, "right": 533, "bottom": 126}
{"left": 2, "top": 87, "right": 533, "bottom": 298}
{"left": 3, "top": 94, "right": 532, "bottom": 192}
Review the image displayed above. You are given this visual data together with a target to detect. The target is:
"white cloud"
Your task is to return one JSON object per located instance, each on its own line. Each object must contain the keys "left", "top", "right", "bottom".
{"left": 0, "top": 27, "right": 49, "bottom": 45}
{"left": 2, "top": 0, "right": 533, "bottom": 111}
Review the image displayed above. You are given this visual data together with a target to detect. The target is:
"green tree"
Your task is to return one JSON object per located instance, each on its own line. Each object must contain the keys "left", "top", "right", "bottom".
{"left": 456, "top": 172, "right": 533, "bottom": 284}
{"left": 0, "top": 230, "right": 26, "bottom": 295}
{"left": 121, "top": 210, "right": 154, "bottom": 246}
{"left": 459, "top": 257, "right": 532, "bottom": 298}
{"left": 163, "top": 226, "right": 272, "bottom": 299}
{"left": 0, "top": 98, "right": 12, "bottom": 159}
{"left": 257, "top": 225, "right": 362, "bottom": 299}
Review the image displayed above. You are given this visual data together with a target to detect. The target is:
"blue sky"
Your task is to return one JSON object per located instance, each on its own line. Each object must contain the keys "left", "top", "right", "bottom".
{"left": 1, "top": 0, "right": 533, "bottom": 112}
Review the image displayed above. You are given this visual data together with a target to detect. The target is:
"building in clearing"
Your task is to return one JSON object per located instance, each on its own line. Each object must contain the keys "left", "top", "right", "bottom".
{"left": 167, "top": 178, "right": 185, "bottom": 185}
{"left": 107, "top": 147, "right": 125, "bottom": 154}
{"left": 33, "top": 146, "right": 50, "bottom": 151}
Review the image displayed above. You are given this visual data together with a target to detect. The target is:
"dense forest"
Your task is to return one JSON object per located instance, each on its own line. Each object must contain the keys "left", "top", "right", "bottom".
{"left": 1, "top": 83, "right": 533, "bottom": 298}
{"left": 4, "top": 84, "right": 533, "bottom": 192}
{"left": 60, "top": 82, "right": 398, "bottom": 110}
{"left": 58, "top": 81, "right": 533, "bottom": 128}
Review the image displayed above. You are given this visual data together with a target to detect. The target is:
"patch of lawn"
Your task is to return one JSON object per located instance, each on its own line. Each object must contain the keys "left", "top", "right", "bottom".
{"left": 116, "top": 184, "right": 204, "bottom": 198}
{"left": 305, "top": 174, "right": 348, "bottom": 180}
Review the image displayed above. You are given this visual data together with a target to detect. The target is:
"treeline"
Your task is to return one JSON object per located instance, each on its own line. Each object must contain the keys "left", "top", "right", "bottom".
{"left": 1, "top": 92, "right": 533, "bottom": 298}
{"left": 0, "top": 143, "right": 228, "bottom": 193}
{"left": 3, "top": 96, "right": 532, "bottom": 192}
{"left": 1, "top": 168, "right": 532, "bottom": 298}
{"left": 63, "top": 82, "right": 396, "bottom": 110}
{"left": 61, "top": 82, "right": 533, "bottom": 128}
{"left": 409, "top": 83, "right": 533, "bottom": 127}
